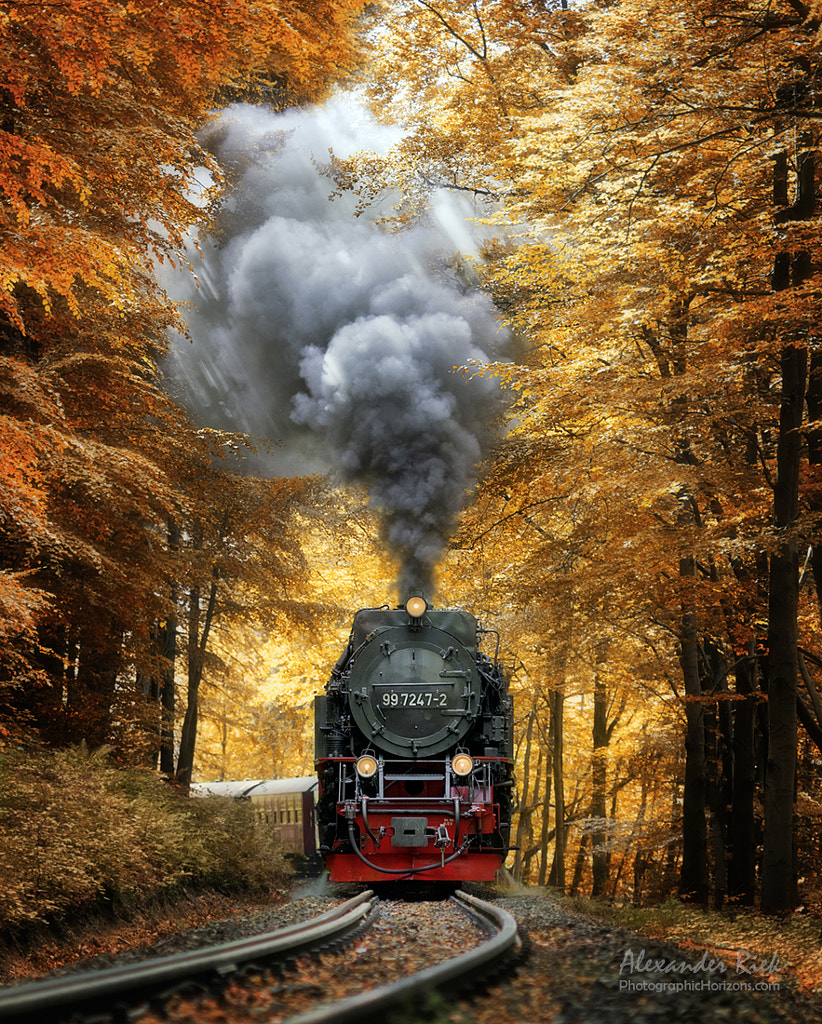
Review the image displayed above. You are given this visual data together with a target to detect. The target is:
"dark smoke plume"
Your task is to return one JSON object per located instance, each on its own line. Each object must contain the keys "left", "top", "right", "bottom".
{"left": 165, "top": 98, "right": 510, "bottom": 595}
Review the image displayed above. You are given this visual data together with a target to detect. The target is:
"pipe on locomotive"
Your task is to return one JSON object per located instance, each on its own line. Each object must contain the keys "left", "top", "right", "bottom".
{"left": 360, "top": 796, "right": 380, "bottom": 847}
{"left": 346, "top": 818, "right": 473, "bottom": 875}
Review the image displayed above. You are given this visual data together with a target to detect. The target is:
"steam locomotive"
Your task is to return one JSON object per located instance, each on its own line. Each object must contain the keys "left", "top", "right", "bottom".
{"left": 314, "top": 595, "right": 514, "bottom": 882}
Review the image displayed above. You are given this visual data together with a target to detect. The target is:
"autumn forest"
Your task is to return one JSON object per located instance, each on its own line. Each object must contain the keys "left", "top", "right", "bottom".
{"left": 2, "top": 0, "right": 822, "bottom": 921}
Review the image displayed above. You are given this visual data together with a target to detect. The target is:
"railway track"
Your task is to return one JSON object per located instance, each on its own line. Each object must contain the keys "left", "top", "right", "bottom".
{"left": 0, "top": 890, "right": 520, "bottom": 1024}
{"left": 0, "top": 891, "right": 375, "bottom": 1024}
{"left": 286, "top": 890, "right": 521, "bottom": 1024}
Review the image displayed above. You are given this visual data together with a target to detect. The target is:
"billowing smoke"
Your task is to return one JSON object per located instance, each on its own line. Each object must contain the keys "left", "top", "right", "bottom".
{"left": 165, "top": 97, "right": 510, "bottom": 596}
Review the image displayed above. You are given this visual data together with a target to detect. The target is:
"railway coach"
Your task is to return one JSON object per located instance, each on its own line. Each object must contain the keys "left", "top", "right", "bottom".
{"left": 190, "top": 776, "right": 319, "bottom": 870}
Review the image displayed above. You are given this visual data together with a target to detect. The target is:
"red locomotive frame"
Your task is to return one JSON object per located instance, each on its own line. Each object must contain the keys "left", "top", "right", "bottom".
{"left": 318, "top": 755, "right": 512, "bottom": 882}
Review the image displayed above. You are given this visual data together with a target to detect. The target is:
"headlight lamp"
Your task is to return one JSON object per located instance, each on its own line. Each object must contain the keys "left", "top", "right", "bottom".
{"left": 405, "top": 595, "right": 427, "bottom": 619}
{"left": 451, "top": 753, "right": 474, "bottom": 777}
{"left": 356, "top": 755, "right": 379, "bottom": 779}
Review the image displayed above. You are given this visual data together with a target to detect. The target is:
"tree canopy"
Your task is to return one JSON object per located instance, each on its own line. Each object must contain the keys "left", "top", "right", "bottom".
{"left": 333, "top": 0, "right": 822, "bottom": 911}
{"left": 0, "top": 0, "right": 367, "bottom": 760}
{"left": 0, "top": 0, "right": 369, "bottom": 330}
{"left": 3, "top": 0, "right": 822, "bottom": 916}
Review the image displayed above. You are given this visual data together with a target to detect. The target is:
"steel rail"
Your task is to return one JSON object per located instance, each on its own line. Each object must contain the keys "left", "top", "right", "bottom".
{"left": 283, "top": 890, "right": 520, "bottom": 1024}
{"left": 0, "top": 890, "right": 376, "bottom": 1024}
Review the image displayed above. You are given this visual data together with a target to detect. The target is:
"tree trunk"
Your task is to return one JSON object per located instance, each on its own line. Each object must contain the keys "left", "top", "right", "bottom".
{"left": 591, "top": 665, "right": 608, "bottom": 896}
{"left": 69, "top": 626, "right": 120, "bottom": 748}
{"left": 664, "top": 285, "right": 708, "bottom": 903}
{"left": 632, "top": 774, "right": 650, "bottom": 906}
{"left": 513, "top": 707, "right": 536, "bottom": 880}
{"left": 160, "top": 518, "right": 181, "bottom": 776}
{"left": 760, "top": 132, "right": 814, "bottom": 913}
{"left": 159, "top": 593, "right": 177, "bottom": 775}
{"left": 521, "top": 746, "right": 543, "bottom": 883}
{"left": 703, "top": 636, "right": 732, "bottom": 908}
{"left": 729, "top": 642, "right": 757, "bottom": 904}
{"left": 679, "top": 556, "right": 708, "bottom": 902}
{"left": 807, "top": 352, "right": 822, "bottom": 606}
{"left": 762, "top": 343, "right": 806, "bottom": 913}
{"left": 797, "top": 652, "right": 822, "bottom": 753}
{"left": 570, "top": 832, "right": 589, "bottom": 895}
{"left": 137, "top": 655, "right": 159, "bottom": 769}
{"left": 537, "top": 723, "right": 553, "bottom": 886}
{"left": 176, "top": 571, "right": 219, "bottom": 787}
{"left": 219, "top": 697, "right": 229, "bottom": 781}
{"left": 32, "top": 623, "right": 71, "bottom": 745}
{"left": 548, "top": 687, "right": 566, "bottom": 891}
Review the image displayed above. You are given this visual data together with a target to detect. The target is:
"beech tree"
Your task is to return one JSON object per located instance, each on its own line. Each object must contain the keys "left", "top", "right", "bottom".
{"left": 354, "top": 0, "right": 822, "bottom": 909}
{"left": 0, "top": 0, "right": 367, "bottom": 760}
{"left": 6, "top": 0, "right": 822, "bottom": 912}
{"left": 194, "top": 487, "right": 399, "bottom": 780}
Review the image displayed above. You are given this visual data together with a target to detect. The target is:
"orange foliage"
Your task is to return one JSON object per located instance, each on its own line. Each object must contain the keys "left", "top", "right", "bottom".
{"left": 0, "top": 0, "right": 367, "bottom": 757}
{"left": 0, "top": 0, "right": 367, "bottom": 333}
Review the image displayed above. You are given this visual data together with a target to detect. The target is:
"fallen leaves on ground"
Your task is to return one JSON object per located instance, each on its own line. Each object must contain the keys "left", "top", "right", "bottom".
{"left": 134, "top": 900, "right": 483, "bottom": 1024}
{"left": 0, "top": 888, "right": 289, "bottom": 985}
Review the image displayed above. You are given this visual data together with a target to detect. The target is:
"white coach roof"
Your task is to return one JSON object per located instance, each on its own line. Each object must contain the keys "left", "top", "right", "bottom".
{"left": 190, "top": 777, "right": 318, "bottom": 798}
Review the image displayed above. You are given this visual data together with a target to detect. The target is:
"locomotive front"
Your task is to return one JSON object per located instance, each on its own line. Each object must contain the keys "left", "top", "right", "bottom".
{"left": 314, "top": 595, "right": 514, "bottom": 882}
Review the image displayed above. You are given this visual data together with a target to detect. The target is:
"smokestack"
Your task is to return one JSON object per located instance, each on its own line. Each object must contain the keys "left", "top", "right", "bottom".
{"left": 164, "top": 97, "right": 510, "bottom": 595}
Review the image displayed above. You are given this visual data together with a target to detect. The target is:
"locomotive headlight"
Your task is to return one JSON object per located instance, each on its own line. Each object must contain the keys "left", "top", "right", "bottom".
{"left": 356, "top": 754, "right": 379, "bottom": 779}
{"left": 405, "top": 595, "right": 427, "bottom": 619}
{"left": 451, "top": 753, "right": 474, "bottom": 777}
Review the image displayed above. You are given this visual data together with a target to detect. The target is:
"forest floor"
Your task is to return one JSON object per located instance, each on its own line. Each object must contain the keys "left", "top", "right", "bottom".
{"left": 451, "top": 886, "right": 822, "bottom": 1024}
{"left": 0, "top": 885, "right": 293, "bottom": 984}
{"left": 2, "top": 880, "right": 821, "bottom": 1023}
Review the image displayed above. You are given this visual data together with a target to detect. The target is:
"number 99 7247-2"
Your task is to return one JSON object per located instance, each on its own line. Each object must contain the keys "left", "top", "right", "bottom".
{"left": 381, "top": 690, "right": 448, "bottom": 707}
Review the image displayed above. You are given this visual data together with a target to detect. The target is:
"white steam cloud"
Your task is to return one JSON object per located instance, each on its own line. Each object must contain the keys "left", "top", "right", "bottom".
{"left": 165, "top": 97, "right": 510, "bottom": 595}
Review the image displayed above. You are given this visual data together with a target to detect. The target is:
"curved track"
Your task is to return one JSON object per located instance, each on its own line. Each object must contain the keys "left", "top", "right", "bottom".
{"left": 285, "top": 890, "right": 521, "bottom": 1024}
{"left": 0, "top": 890, "right": 520, "bottom": 1024}
{"left": 0, "top": 891, "right": 375, "bottom": 1024}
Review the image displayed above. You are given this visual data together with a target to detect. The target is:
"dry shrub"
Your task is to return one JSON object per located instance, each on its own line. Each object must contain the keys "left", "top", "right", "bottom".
{"left": 0, "top": 745, "right": 290, "bottom": 930}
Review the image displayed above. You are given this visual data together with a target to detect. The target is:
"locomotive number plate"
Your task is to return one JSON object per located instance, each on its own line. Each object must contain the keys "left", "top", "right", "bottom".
{"left": 380, "top": 689, "right": 448, "bottom": 707}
